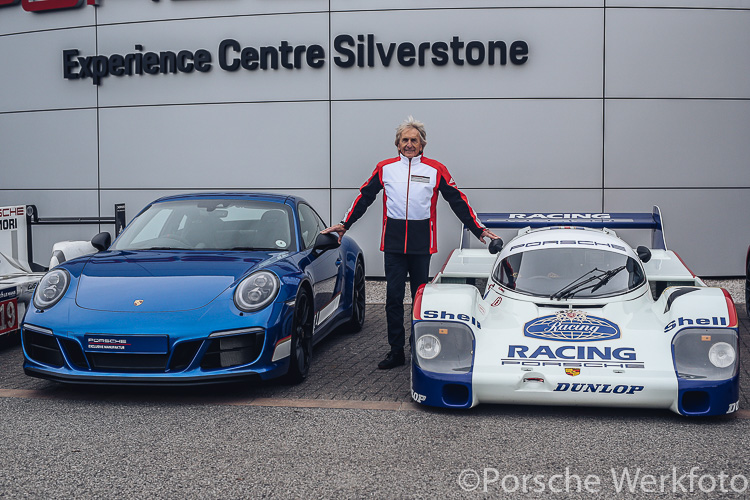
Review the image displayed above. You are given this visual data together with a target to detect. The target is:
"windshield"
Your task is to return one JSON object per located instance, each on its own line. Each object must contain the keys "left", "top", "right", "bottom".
{"left": 112, "top": 199, "right": 295, "bottom": 251}
{"left": 493, "top": 248, "right": 645, "bottom": 299}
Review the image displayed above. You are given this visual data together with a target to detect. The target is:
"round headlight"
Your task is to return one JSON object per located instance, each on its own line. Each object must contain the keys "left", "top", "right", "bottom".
{"left": 416, "top": 334, "right": 441, "bottom": 360}
{"left": 33, "top": 268, "right": 70, "bottom": 310}
{"left": 708, "top": 342, "right": 736, "bottom": 368}
{"left": 234, "top": 271, "right": 279, "bottom": 312}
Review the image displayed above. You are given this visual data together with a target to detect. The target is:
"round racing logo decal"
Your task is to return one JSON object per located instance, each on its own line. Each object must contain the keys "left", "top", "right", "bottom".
{"left": 524, "top": 310, "right": 620, "bottom": 342}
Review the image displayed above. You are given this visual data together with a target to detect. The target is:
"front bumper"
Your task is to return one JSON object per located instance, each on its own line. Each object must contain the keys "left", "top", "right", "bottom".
{"left": 411, "top": 363, "right": 740, "bottom": 416}
{"left": 21, "top": 299, "right": 294, "bottom": 385}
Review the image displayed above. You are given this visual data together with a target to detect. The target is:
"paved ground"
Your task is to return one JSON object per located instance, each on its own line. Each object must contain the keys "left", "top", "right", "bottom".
{"left": 1, "top": 302, "right": 749, "bottom": 408}
{"left": 2, "top": 294, "right": 750, "bottom": 499}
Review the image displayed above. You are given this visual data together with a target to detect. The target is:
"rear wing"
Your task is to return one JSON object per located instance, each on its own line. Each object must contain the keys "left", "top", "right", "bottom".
{"left": 462, "top": 206, "right": 667, "bottom": 251}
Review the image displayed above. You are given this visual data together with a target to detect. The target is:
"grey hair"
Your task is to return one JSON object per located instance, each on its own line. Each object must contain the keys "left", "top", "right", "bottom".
{"left": 394, "top": 116, "right": 427, "bottom": 148}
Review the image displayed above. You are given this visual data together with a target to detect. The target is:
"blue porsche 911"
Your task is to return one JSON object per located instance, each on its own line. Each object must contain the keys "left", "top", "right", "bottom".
{"left": 21, "top": 193, "right": 365, "bottom": 385}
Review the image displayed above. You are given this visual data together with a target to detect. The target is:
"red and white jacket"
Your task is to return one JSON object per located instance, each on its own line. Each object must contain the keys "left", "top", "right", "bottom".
{"left": 342, "top": 154, "right": 485, "bottom": 254}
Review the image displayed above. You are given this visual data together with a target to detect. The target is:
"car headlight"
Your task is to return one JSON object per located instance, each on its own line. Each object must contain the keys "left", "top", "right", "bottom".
{"left": 672, "top": 329, "right": 738, "bottom": 380}
{"left": 416, "top": 334, "right": 441, "bottom": 359}
{"left": 708, "top": 342, "right": 735, "bottom": 368}
{"left": 234, "top": 271, "right": 279, "bottom": 312}
{"left": 413, "top": 321, "right": 474, "bottom": 374}
{"left": 33, "top": 268, "right": 70, "bottom": 310}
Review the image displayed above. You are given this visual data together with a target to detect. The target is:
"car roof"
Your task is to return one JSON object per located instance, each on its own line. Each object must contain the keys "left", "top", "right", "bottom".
{"left": 500, "top": 226, "right": 635, "bottom": 257}
{"left": 151, "top": 192, "right": 305, "bottom": 206}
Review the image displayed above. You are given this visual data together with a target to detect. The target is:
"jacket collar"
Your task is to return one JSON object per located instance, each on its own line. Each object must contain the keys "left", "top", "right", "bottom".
{"left": 399, "top": 153, "right": 422, "bottom": 166}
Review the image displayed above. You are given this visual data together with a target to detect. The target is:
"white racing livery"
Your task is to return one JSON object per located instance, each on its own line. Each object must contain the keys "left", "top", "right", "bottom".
{"left": 0, "top": 205, "right": 41, "bottom": 341}
{"left": 411, "top": 209, "right": 739, "bottom": 416}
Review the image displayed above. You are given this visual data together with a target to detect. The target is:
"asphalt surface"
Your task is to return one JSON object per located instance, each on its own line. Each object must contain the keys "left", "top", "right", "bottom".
{"left": 0, "top": 306, "right": 749, "bottom": 498}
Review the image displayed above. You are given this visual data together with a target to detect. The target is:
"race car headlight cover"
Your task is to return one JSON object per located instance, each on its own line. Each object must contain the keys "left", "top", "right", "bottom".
{"left": 33, "top": 268, "right": 70, "bottom": 310}
{"left": 234, "top": 271, "right": 279, "bottom": 312}
{"left": 672, "top": 328, "right": 738, "bottom": 380}
{"left": 413, "top": 321, "right": 474, "bottom": 374}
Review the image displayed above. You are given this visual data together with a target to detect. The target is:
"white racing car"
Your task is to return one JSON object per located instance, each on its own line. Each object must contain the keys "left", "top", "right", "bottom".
{"left": 411, "top": 208, "right": 739, "bottom": 416}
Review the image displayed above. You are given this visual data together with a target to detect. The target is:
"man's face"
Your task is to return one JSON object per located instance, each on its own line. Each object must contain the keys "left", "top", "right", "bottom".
{"left": 398, "top": 128, "right": 422, "bottom": 159}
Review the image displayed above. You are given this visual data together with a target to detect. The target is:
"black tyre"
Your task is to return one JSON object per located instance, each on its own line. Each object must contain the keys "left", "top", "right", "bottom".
{"left": 344, "top": 260, "right": 366, "bottom": 333}
{"left": 286, "top": 288, "right": 313, "bottom": 384}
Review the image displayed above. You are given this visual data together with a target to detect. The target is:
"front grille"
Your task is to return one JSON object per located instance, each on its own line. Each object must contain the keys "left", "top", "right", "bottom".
{"left": 201, "top": 331, "right": 264, "bottom": 370}
{"left": 23, "top": 329, "right": 64, "bottom": 367}
{"left": 59, "top": 339, "right": 88, "bottom": 369}
{"left": 88, "top": 353, "right": 168, "bottom": 372}
{"left": 169, "top": 340, "right": 203, "bottom": 371}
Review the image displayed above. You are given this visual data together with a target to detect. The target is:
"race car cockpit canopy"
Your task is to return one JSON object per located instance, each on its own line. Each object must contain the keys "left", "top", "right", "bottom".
{"left": 492, "top": 239, "right": 646, "bottom": 299}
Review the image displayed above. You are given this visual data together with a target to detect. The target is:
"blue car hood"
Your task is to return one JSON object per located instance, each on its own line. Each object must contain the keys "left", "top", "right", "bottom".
{"left": 75, "top": 251, "right": 273, "bottom": 312}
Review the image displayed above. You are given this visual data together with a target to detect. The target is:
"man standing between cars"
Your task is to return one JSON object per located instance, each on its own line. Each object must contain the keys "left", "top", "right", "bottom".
{"left": 322, "top": 116, "right": 499, "bottom": 369}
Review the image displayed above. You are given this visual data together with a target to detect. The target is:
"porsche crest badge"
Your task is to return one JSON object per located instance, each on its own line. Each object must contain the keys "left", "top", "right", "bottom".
{"left": 565, "top": 368, "right": 581, "bottom": 377}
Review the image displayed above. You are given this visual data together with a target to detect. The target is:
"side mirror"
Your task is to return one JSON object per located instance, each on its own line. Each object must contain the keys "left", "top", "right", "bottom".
{"left": 488, "top": 238, "right": 504, "bottom": 255}
{"left": 313, "top": 232, "right": 340, "bottom": 253}
{"left": 91, "top": 232, "right": 112, "bottom": 252}
{"left": 636, "top": 245, "right": 652, "bottom": 263}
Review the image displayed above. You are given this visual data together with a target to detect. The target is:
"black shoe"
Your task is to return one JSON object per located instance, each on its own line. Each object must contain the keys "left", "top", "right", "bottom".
{"left": 378, "top": 350, "right": 405, "bottom": 370}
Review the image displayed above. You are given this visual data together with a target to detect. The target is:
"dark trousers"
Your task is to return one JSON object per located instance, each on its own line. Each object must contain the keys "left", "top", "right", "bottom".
{"left": 384, "top": 252, "right": 431, "bottom": 352}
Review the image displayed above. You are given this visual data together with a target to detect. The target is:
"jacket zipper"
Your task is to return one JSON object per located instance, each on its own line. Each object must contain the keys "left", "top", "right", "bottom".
{"left": 404, "top": 157, "right": 411, "bottom": 253}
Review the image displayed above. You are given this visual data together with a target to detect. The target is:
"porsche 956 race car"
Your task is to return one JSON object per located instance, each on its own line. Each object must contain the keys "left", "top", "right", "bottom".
{"left": 22, "top": 193, "right": 365, "bottom": 385}
{"left": 411, "top": 208, "right": 739, "bottom": 416}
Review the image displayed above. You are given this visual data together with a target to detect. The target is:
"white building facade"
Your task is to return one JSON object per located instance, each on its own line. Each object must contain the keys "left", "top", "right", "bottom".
{"left": 1, "top": 0, "right": 749, "bottom": 276}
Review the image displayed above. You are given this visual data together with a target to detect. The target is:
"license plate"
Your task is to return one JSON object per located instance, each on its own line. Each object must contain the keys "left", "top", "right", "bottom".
{"left": 0, "top": 296, "right": 18, "bottom": 335}
{"left": 0, "top": 286, "right": 18, "bottom": 335}
{"left": 84, "top": 335, "right": 168, "bottom": 354}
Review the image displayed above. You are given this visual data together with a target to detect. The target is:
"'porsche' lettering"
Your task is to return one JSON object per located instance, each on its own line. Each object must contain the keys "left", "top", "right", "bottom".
{"left": 510, "top": 241, "right": 627, "bottom": 252}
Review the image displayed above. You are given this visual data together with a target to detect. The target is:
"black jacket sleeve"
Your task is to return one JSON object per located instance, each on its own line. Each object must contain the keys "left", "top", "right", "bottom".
{"left": 341, "top": 167, "right": 383, "bottom": 230}
{"left": 438, "top": 174, "right": 485, "bottom": 239}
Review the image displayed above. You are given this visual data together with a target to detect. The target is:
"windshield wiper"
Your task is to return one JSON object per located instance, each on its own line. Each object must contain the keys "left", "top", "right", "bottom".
{"left": 229, "top": 246, "right": 262, "bottom": 251}
{"left": 550, "top": 265, "right": 628, "bottom": 300}
{"left": 589, "top": 265, "right": 627, "bottom": 293}
{"left": 550, "top": 268, "right": 603, "bottom": 300}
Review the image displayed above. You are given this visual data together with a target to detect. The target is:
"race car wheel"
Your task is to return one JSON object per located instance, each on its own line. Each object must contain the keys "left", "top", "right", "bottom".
{"left": 287, "top": 289, "right": 313, "bottom": 384}
{"left": 344, "top": 259, "right": 366, "bottom": 333}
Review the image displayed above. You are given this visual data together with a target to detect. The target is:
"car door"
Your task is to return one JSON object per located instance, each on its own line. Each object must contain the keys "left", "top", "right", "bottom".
{"left": 297, "top": 203, "right": 342, "bottom": 331}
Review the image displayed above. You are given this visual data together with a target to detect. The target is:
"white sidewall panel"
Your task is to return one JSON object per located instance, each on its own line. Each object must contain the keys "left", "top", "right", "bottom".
{"left": 606, "top": 8, "right": 750, "bottom": 98}
{"left": 98, "top": 102, "right": 330, "bottom": 189}
{"left": 0, "top": 109, "right": 98, "bottom": 189}
{"left": 0, "top": 28, "right": 96, "bottom": 112}
{"left": 605, "top": 99, "right": 750, "bottom": 188}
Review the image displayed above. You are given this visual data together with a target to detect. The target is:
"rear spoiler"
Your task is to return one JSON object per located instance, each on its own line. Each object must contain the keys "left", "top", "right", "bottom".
{"left": 461, "top": 206, "right": 666, "bottom": 251}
